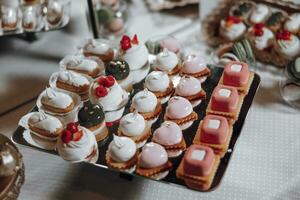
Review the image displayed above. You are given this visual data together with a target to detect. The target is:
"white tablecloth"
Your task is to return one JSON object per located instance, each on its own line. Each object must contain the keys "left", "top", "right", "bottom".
{"left": 1, "top": 0, "right": 300, "bottom": 199}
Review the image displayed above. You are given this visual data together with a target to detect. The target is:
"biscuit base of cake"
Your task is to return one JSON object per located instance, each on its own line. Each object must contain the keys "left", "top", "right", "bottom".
{"left": 165, "top": 111, "right": 198, "bottom": 130}
{"left": 136, "top": 161, "right": 172, "bottom": 180}
{"left": 117, "top": 126, "right": 151, "bottom": 148}
{"left": 176, "top": 156, "right": 220, "bottom": 191}
{"left": 180, "top": 67, "right": 211, "bottom": 81}
{"left": 130, "top": 102, "right": 162, "bottom": 121}
{"left": 149, "top": 81, "right": 174, "bottom": 104}
{"left": 83, "top": 51, "right": 114, "bottom": 63}
{"left": 154, "top": 137, "right": 187, "bottom": 158}
{"left": 193, "top": 121, "right": 233, "bottom": 158}
{"left": 28, "top": 124, "right": 62, "bottom": 139}
{"left": 219, "top": 72, "right": 254, "bottom": 95}
{"left": 105, "top": 152, "right": 138, "bottom": 173}
{"left": 175, "top": 90, "right": 206, "bottom": 108}
{"left": 43, "top": 101, "right": 75, "bottom": 114}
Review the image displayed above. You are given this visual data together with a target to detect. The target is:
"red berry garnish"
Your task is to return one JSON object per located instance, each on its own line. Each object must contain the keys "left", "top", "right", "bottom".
{"left": 254, "top": 29, "right": 264, "bottom": 37}
{"left": 104, "top": 75, "right": 115, "bottom": 87}
{"left": 97, "top": 76, "right": 107, "bottom": 86}
{"left": 61, "top": 130, "right": 73, "bottom": 143}
{"left": 106, "top": 122, "right": 114, "bottom": 127}
{"left": 254, "top": 23, "right": 264, "bottom": 30}
{"left": 67, "top": 122, "right": 79, "bottom": 133}
{"left": 131, "top": 34, "right": 139, "bottom": 45}
{"left": 120, "top": 35, "right": 132, "bottom": 51}
{"left": 277, "top": 30, "right": 291, "bottom": 40}
{"left": 226, "top": 15, "right": 240, "bottom": 24}
{"left": 73, "top": 131, "right": 83, "bottom": 141}
{"left": 95, "top": 85, "right": 108, "bottom": 97}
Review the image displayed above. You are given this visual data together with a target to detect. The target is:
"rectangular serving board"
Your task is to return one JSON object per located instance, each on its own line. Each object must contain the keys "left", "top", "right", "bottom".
{"left": 12, "top": 66, "right": 260, "bottom": 192}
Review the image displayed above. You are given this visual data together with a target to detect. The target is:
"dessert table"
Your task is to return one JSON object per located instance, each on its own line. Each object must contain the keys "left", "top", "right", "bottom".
{"left": 1, "top": 0, "right": 300, "bottom": 199}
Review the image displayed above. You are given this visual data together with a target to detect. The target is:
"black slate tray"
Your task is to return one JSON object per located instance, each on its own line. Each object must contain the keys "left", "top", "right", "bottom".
{"left": 12, "top": 66, "right": 260, "bottom": 192}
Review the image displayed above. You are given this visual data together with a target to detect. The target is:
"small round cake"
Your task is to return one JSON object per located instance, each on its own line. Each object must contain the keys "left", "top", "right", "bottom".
{"left": 152, "top": 121, "right": 186, "bottom": 158}
{"left": 165, "top": 96, "right": 197, "bottom": 130}
{"left": 144, "top": 71, "right": 174, "bottom": 104}
{"left": 284, "top": 13, "right": 300, "bottom": 34}
{"left": 82, "top": 39, "right": 115, "bottom": 63}
{"left": 248, "top": 23, "right": 274, "bottom": 51}
{"left": 219, "top": 16, "right": 246, "bottom": 41}
{"left": 275, "top": 30, "right": 300, "bottom": 59}
{"left": 136, "top": 142, "right": 172, "bottom": 180}
{"left": 160, "top": 36, "right": 182, "bottom": 54}
{"left": 106, "top": 135, "right": 137, "bottom": 173}
{"left": 154, "top": 48, "right": 181, "bottom": 77}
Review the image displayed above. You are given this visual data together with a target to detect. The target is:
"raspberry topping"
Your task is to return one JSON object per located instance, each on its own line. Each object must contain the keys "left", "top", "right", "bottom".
{"left": 226, "top": 15, "right": 241, "bottom": 24}
{"left": 276, "top": 30, "right": 292, "bottom": 41}
{"left": 131, "top": 34, "right": 139, "bottom": 45}
{"left": 61, "top": 130, "right": 73, "bottom": 143}
{"left": 95, "top": 85, "right": 108, "bottom": 98}
{"left": 67, "top": 122, "right": 79, "bottom": 133}
{"left": 97, "top": 76, "right": 107, "bottom": 86}
{"left": 104, "top": 75, "right": 115, "bottom": 87}
{"left": 120, "top": 35, "right": 132, "bottom": 51}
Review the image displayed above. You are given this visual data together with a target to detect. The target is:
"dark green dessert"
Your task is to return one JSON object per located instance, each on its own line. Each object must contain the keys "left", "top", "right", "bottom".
{"left": 287, "top": 57, "right": 300, "bottom": 83}
{"left": 78, "top": 101, "right": 105, "bottom": 129}
{"left": 106, "top": 59, "right": 130, "bottom": 81}
{"left": 232, "top": 2, "right": 253, "bottom": 18}
{"left": 266, "top": 11, "right": 285, "bottom": 27}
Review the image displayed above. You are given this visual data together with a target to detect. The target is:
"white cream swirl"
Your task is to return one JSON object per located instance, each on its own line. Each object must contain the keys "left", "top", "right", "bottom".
{"left": 108, "top": 135, "right": 136, "bottom": 162}
{"left": 145, "top": 71, "right": 170, "bottom": 92}
{"left": 119, "top": 112, "right": 146, "bottom": 137}
{"left": 155, "top": 49, "right": 178, "bottom": 71}
{"left": 249, "top": 27, "right": 274, "bottom": 50}
{"left": 220, "top": 21, "right": 246, "bottom": 41}
{"left": 132, "top": 89, "right": 157, "bottom": 113}
{"left": 41, "top": 88, "right": 73, "bottom": 109}
{"left": 276, "top": 35, "right": 300, "bottom": 58}
{"left": 28, "top": 112, "right": 62, "bottom": 134}
{"left": 57, "top": 71, "right": 89, "bottom": 87}
{"left": 284, "top": 13, "right": 300, "bottom": 33}
{"left": 122, "top": 44, "right": 149, "bottom": 70}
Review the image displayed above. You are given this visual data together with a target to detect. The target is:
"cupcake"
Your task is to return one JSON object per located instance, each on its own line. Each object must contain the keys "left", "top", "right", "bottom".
{"left": 230, "top": 1, "right": 255, "bottom": 21}
{"left": 175, "top": 76, "right": 206, "bottom": 107}
{"left": 117, "top": 112, "right": 151, "bottom": 148}
{"left": 152, "top": 121, "right": 186, "bottom": 158}
{"left": 180, "top": 54, "right": 211, "bottom": 83}
{"left": 176, "top": 144, "right": 220, "bottom": 191}
{"left": 106, "top": 135, "right": 138, "bottom": 173}
{"left": 144, "top": 71, "right": 174, "bottom": 104}
{"left": 206, "top": 85, "right": 242, "bottom": 123}
{"left": 219, "top": 16, "right": 247, "bottom": 42}
{"left": 274, "top": 30, "right": 300, "bottom": 60}
{"left": 130, "top": 89, "right": 162, "bottom": 126}
{"left": 266, "top": 11, "right": 287, "bottom": 32}
{"left": 82, "top": 39, "right": 115, "bottom": 63}
{"left": 1, "top": 7, "right": 18, "bottom": 31}
{"left": 165, "top": 96, "right": 198, "bottom": 130}
{"left": 247, "top": 23, "right": 274, "bottom": 51}
{"left": 284, "top": 13, "right": 300, "bottom": 34}
{"left": 78, "top": 101, "right": 109, "bottom": 142}
{"left": 51, "top": 70, "right": 90, "bottom": 101}
{"left": 153, "top": 48, "right": 181, "bottom": 79}
{"left": 194, "top": 115, "right": 232, "bottom": 157}
{"left": 46, "top": 0, "right": 63, "bottom": 26}
{"left": 105, "top": 59, "right": 132, "bottom": 92}
{"left": 136, "top": 142, "right": 172, "bottom": 180}
{"left": 120, "top": 34, "right": 149, "bottom": 71}
{"left": 60, "top": 55, "right": 104, "bottom": 78}
{"left": 90, "top": 75, "right": 128, "bottom": 123}
{"left": 248, "top": 4, "right": 270, "bottom": 25}
{"left": 57, "top": 123, "right": 99, "bottom": 163}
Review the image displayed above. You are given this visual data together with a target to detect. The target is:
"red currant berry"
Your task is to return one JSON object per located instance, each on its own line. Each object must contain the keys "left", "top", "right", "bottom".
{"left": 104, "top": 75, "right": 115, "bottom": 87}
{"left": 97, "top": 76, "right": 107, "bottom": 86}
{"left": 67, "top": 122, "right": 78, "bottom": 133}
{"left": 95, "top": 85, "right": 108, "bottom": 98}
{"left": 61, "top": 130, "right": 73, "bottom": 143}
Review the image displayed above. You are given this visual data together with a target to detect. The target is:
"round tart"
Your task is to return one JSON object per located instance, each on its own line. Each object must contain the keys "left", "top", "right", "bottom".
{"left": 165, "top": 96, "right": 198, "bottom": 130}
{"left": 152, "top": 121, "right": 186, "bottom": 158}
{"left": 181, "top": 54, "right": 211, "bottom": 83}
{"left": 117, "top": 112, "right": 151, "bottom": 148}
{"left": 219, "top": 16, "right": 246, "bottom": 42}
{"left": 136, "top": 142, "right": 172, "bottom": 180}
{"left": 106, "top": 135, "right": 138, "bottom": 173}
{"left": 131, "top": 89, "right": 162, "bottom": 126}
{"left": 175, "top": 76, "right": 206, "bottom": 108}
{"left": 144, "top": 71, "right": 174, "bottom": 104}
{"left": 82, "top": 39, "right": 115, "bottom": 63}
{"left": 78, "top": 101, "right": 108, "bottom": 142}
{"left": 57, "top": 123, "right": 99, "bottom": 163}
{"left": 275, "top": 30, "right": 300, "bottom": 60}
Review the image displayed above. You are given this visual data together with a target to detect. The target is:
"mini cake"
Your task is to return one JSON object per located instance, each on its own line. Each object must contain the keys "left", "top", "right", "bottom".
{"left": 117, "top": 112, "right": 151, "bottom": 148}
{"left": 82, "top": 39, "right": 115, "bottom": 63}
{"left": 54, "top": 70, "right": 90, "bottom": 101}
{"left": 120, "top": 34, "right": 149, "bottom": 71}
{"left": 247, "top": 23, "right": 274, "bottom": 51}
{"left": 274, "top": 30, "right": 300, "bottom": 60}
{"left": 144, "top": 71, "right": 174, "bottom": 104}
{"left": 230, "top": 1, "right": 255, "bottom": 21}
{"left": 180, "top": 54, "right": 211, "bottom": 83}
{"left": 153, "top": 48, "right": 181, "bottom": 77}
{"left": 160, "top": 36, "right": 182, "bottom": 54}
{"left": 284, "top": 13, "right": 300, "bottom": 34}
{"left": 2, "top": 7, "right": 18, "bottom": 31}
{"left": 266, "top": 11, "right": 287, "bottom": 32}
{"left": 175, "top": 76, "right": 206, "bottom": 107}
{"left": 130, "top": 89, "right": 162, "bottom": 125}
{"left": 136, "top": 142, "right": 172, "bottom": 180}
{"left": 106, "top": 135, "right": 138, "bottom": 173}
{"left": 22, "top": 6, "right": 37, "bottom": 31}
{"left": 27, "top": 111, "right": 63, "bottom": 150}
{"left": 78, "top": 101, "right": 108, "bottom": 142}
{"left": 105, "top": 59, "right": 132, "bottom": 91}
{"left": 176, "top": 144, "right": 220, "bottom": 191}
{"left": 40, "top": 88, "right": 75, "bottom": 114}
{"left": 60, "top": 55, "right": 103, "bottom": 78}
{"left": 219, "top": 16, "right": 247, "bottom": 42}
{"left": 220, "top": 61, "right": 253, "bottom": 94}
{"left": 152, "top": 121, "right": 186, "bottom": 158}
{"left": 57, "top": 123, "right": 98, "bottom": 163}
{"left": 46, "top": 0, "right": 63, "bottom": 26}
{"left": 165, "top": 96, "right": 198, "bottom": 130}
{"left": 193, "top": 115, "right": 232, "bottom": 157}
{"left": 206, "top": 85, "right": 242, "bottom": 123}
{"left": 249, "top": 4, "right": 270, "bottom": 25}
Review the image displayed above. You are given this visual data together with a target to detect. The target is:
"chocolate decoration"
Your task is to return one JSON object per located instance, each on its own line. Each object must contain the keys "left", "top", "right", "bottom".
{"left": 266, "top": 12, "right": 284, "bottom": 26}
{"left": 106, "top": 59, "right": 130, "bottom": 81}
{"left": 78, "top": 101, "right": 105, "bottom": 128}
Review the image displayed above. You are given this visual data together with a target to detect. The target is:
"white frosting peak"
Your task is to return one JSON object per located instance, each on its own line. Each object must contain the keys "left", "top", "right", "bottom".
{"left": 63, "top": 56, "right": 99, "bottom": 72}
{"left": 220, "top": 20, "right": 246, "bottom": 41}
{"left": 28, "top": 112, "right": 62, "bottom": 134}
{"left": 42, "top": 88, "right": 73, "bottom": 109}
{"left": 155, "top": 49, "right": 178, "bottom": 71}
{"left": 132, "top": 89, "right": 157, "bottom": 113}
{"left": 57, "top": 71, "right": 89, "bottom": 87}
{"left": 119, "top": 112, "right": 146, "bottom": 137}
{"left": 108, "top": 135, "right": 136, "bottom": 162}
{"left": 122, "top": 44, "right": 149, "bottom": 70}
{"left": 145, "top": 71, "right": 170, "bottom": 92}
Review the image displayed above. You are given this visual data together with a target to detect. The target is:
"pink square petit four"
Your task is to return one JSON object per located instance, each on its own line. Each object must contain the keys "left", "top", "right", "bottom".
{"left": 223, "top": 61, "right": 250, "bottom": 87}
{"left": 210, "top": 85, "right": 239, "bottom": 113}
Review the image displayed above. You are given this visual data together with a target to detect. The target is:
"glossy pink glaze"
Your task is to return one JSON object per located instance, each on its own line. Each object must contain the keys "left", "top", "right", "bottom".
{"left": 153, "top": 121, "right": 182, "bottom": 146}
{"left": 182, "top": 55, "right": 207, "bottom": 74}
{"left": 175, "top": 76, "right": 201, "bottom": 97}
{"left": 166, "top": 96, "right": 193, "bottom": 119}
{"left": 183, "top": 145, "right": 215, "bottom": 177}
{"left": 200, "top": 115, "right": 229, "bottom": 144}
{"left": 223, "top": 61, "right": 250, "bottom": 87}
{"left": 211, "top": 85, "right": 239, "bottom": 113}
{"left": 138, "top": 142, "right": 168, "bottom": 168}
{"left": 160, "top": 37, "right": 181, "bottom": 54}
